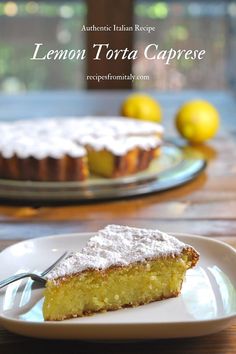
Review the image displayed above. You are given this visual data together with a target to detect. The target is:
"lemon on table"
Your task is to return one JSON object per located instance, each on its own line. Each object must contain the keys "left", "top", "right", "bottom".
{"left": 121, "top": 94, "right": 162, "bottom": 123}
{"left": 175, "top": 100, "right": 220, "bottom": 144}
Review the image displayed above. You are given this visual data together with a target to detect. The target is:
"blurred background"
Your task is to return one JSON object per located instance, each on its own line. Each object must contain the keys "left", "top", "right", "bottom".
{"left": 0, "top": 0, "right": 235, "bottom": 93}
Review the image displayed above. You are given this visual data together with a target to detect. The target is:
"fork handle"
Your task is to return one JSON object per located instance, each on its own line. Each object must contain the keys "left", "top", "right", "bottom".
{"left": 0, "top": 273, "right": 46, "bottom": 289}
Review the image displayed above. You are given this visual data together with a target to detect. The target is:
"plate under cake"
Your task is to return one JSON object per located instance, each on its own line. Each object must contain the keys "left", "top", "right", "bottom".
{"left": 0, "top": 117, "right": 163, "bottom": 181}
{"left": 43, "top": 225, "right": 199, "bottom": 321}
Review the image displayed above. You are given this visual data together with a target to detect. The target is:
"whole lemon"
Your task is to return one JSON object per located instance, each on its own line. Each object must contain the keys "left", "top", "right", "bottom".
{"left": 121, "top": 94, "right": 162, "bottom": 123}
{"left": 175, "top": 100, "right": 220, "bottom": 144}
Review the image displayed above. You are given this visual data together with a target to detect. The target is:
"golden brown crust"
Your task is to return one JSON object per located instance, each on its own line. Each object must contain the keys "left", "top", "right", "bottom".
{"left": 0, "top": 147, "right": 160, "bottom": 181}
{"left": 0, "top": 153, "right": 88, "bottom": 182}
{"left": 113, "top": 147, "right": 160, "bottom": 178}
{"left": 184, "top": 246, "right": 199, "bottom": 267}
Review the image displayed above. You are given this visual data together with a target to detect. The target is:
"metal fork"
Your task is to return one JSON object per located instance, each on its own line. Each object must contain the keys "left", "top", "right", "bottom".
{"left": 0, "top": 251, "right": 68, "bottom": 289}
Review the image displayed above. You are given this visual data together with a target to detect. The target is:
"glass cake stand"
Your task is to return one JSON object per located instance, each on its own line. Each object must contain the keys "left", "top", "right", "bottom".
{"left": 0, "top": 141, "right": 207, "bottom": 204}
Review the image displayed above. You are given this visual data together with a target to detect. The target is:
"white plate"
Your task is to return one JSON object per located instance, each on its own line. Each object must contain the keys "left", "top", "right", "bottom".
{"left": 0, "top": 232, "right": 236, "bottom": 340}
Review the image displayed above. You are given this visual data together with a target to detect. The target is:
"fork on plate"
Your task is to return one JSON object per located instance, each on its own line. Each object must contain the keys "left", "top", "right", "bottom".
{"left": 0, "top": 251, "right": 68, "bottom": 289}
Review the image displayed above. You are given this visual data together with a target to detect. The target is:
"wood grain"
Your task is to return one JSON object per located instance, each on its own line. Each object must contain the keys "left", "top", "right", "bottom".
{"left": 0, "top": 325, "right": 236, "bottom": 354}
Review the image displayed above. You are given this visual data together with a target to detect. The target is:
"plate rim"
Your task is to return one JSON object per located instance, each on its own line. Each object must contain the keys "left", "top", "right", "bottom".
{"left": 0, "top": 232, "right": 236, "bottom": 327}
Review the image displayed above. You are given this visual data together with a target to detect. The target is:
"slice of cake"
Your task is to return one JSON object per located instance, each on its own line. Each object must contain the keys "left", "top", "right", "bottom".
{"left": 43, "top": 225, "right": 199, "bottom": 321}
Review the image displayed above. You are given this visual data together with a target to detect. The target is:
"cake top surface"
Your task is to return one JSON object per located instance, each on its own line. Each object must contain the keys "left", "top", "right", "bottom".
{"left": 0, "top": 136, "right": 86, "bottom": 159}
{"left": 47, "top": 225, "right": 190, "bottom": 280}
{"left": 0, "top": 117, "right": 163, "bottom": 158}
{"left": 58, "top": 117, "right": 164, "bottom": 139}
{"left": 0, "top": 117, "right": 163, "bottom": 138}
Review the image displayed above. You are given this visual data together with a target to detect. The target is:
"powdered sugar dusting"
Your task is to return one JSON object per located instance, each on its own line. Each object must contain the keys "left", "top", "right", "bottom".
{"left": 0, "top": 117, "right": 163, "bottom": 159}
{"left": 47, "top": 225, "right": 188, "bottom": 280}
{"left": 0, "top": 135, "right": 86, "bottom": 159}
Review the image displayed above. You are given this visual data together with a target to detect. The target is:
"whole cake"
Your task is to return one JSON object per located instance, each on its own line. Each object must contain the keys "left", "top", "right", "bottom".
{"left": 0, "top": 117, "right": 163, "bottom": 181}
{"left": 43, "top": 225, "right": 199, "bottom": 321}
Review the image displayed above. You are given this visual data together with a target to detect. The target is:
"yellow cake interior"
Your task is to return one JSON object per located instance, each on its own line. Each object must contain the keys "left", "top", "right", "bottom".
{"left": 87, "top": 148, "right": 140, "bottom": 178}
{"left": 86, "top": 147, "right": 161, "bottom": 178}
{"left": 43, "top": 252, "right": 193, "bottom": 321}
{"left": 87, "top": 149, "right": 115, "bottom": 178}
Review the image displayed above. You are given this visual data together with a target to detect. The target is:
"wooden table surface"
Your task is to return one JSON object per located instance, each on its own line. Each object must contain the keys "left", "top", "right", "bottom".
{"left": 0, "top": 91, "right": 235, "bottom": 354}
